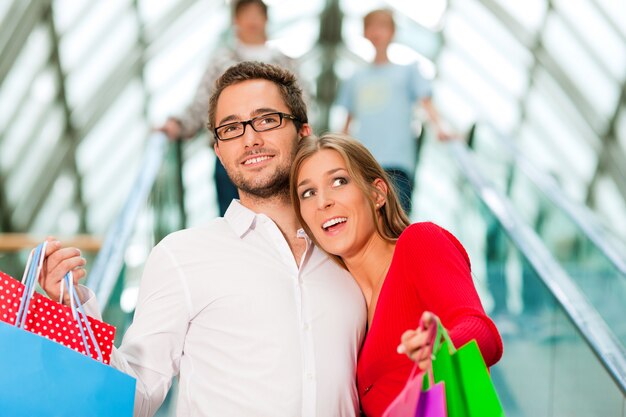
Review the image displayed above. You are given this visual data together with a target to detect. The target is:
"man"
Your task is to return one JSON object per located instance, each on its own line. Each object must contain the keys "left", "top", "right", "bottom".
{"left": 336, "top": 8, "right": 451, "bottom": 215}
{"left": 160, "top": 0, "right": 300, "bottom": 216}
{"left": 43, "top": 62, "right": 366, "bottom": 417}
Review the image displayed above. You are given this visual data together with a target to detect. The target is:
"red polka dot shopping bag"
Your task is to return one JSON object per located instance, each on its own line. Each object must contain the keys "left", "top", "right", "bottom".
{"left": 0, "top": 242, "right": 135, "bottom": 417}
{"left": 0, "top": 245, "right": 115, "bottom": 363}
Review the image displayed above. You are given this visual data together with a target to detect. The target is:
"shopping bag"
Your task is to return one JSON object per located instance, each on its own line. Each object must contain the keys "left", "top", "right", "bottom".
{"left": 431, "top": 321, "right": 505, "bottom": 417}
{"left": 0, "top": 242, "right": 135, "bottom": 416}
{"left": 0, "top": 243, "right": 115, "bottom": 363}
{"left": 0, "top": 320, "right": 135, "bottom": 417}
{"left": 382, "top": 318, "right": 447, "bottom": 417}
{"left": 416, "top": 381, "right": 447, "bottom": 417}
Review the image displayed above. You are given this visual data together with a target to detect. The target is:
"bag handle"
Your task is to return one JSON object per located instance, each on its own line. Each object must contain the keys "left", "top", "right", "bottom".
{"left": 60, "top": 272, "right": 104, "bottom": 362}
{"left": 406, "top": 314, "right": 439, "bottom": 388}
{"left": 16, "top": 242, "right": 48, "bottom": 328}
{"left": 432, "top": 318, "right": 456, "bottom": 356}
{"left": 15, "top": 242, "right": 104, "bottom": 362}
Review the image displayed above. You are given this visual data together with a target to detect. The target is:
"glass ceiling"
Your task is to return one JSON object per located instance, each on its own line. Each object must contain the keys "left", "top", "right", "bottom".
{"left": 0, "top": 0, "right": 624, "bottom": 241}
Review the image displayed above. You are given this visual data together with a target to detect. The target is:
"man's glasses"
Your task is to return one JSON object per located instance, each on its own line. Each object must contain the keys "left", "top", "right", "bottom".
{"left": 213, "top": 112, "right": 300, "bottom": 141}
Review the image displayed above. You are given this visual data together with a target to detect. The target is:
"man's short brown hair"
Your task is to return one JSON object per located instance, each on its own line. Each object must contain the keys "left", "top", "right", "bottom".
{"left": 233, "top": 0, "right": 268, "bottom": 18}
{"left": 207, "top": 61, "right": 308, "bottom": 138}
{"left": 363, "top": 8, "right": 395, "bottom": 31}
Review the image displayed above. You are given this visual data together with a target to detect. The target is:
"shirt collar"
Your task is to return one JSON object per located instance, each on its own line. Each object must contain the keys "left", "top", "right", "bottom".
{"left": 224, "top": 200, "right": 258, "bottom": 238}
{"left": 224, "top": 200, "right": 311, "bottom": 243}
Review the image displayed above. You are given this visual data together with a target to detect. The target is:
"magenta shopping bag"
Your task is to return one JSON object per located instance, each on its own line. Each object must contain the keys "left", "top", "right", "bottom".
{"left": 382, "top": 317, "right": 447, "bottom": 417}
{"left": 416, "top": 380, "right": 447, "bottom": 417}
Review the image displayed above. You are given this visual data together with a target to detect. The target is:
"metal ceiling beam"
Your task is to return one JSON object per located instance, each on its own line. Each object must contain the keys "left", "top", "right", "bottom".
{"left": 0, "top": 1, "right": 49, "bottom": 89}
{"left": 46, "top": 3, "right": 88, "bottom": 233}
{"left": 314, "top": 0, "right": 343, "bottom": 133}
{"left": 0, "top": 171, "right": 11, "bottom": 232}
{"left": 587, "top": 84, "right": 626, "bottom": 205}
{"left": 0, "top": 0, "right": 51, "bottom": 233}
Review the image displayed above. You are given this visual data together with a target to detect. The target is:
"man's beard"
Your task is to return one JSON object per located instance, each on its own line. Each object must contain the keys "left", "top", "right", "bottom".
{"left": 229, "top": 162, "right": 291, "bottom": 200}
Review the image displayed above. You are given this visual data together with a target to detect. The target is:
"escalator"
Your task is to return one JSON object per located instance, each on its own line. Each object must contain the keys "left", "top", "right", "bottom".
{"left": 412, "top": 129, "right": 626, "bottom": 416}
{"left": 467, "top": 123, "right": 626, "bottom": 347}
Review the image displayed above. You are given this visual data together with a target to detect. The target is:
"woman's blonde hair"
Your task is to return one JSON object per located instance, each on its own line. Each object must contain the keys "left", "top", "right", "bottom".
{"left": 290, "top": 133, "right": 410, "bottom": 267}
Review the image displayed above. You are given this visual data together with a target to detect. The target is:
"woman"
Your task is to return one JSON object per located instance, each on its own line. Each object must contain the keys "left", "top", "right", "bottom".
{"left": 290, "top": 133, "right": 503, "bottom": 417}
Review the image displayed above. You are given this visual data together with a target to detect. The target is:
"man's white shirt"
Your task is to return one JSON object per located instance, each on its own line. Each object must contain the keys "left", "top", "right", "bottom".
{"left": 85, "top": 200, "right": 367, "bottom": 417}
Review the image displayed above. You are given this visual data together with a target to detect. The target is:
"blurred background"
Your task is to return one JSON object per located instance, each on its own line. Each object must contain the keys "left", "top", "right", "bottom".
{"left": 0, "top": 0, "right": 625, "bottom": 416}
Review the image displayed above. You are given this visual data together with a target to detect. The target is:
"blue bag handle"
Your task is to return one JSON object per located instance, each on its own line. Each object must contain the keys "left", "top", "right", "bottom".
{"left": 15, "top": 242, "right": 103, "bottom": 362}
{"left": 15, "top": 242, "right": 47, "bottom": 328}
{"left": 60, "top": 272, "right": 104, "bottom": 362}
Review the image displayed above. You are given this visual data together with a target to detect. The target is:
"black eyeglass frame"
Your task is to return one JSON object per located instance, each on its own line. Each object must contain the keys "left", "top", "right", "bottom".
{"left": 213, "top": 112, "right": 300, "bottom": 141}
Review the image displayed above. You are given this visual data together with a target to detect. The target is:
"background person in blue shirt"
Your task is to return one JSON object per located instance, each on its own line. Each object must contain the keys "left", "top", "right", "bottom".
{"left": 336, "top": 8, "right": 452, "bottom": 215}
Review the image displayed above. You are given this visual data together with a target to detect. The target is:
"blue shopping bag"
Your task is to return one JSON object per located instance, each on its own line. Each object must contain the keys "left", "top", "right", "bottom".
{"left": 0, "top": 242, "right": 135, "bottom": 417}
{"left": 0, "top": 321, "right": 136, "bottom": 417}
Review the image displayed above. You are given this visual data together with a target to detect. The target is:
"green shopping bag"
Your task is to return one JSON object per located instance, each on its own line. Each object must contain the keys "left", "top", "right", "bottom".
{"left": 430, "top": 321, "right": 505, "bottom": 417}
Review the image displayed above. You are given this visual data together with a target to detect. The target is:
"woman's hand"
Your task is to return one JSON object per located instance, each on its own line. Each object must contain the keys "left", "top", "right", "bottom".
{"left": 39, "top": 238, "right": 87, "bottom": 305}
{"left": 396, "top": 311, "right": 438, "bottom": 370}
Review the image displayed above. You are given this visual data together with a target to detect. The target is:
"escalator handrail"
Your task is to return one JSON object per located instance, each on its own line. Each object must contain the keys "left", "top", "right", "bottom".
{"left": 86, "top": 132, "right": 168, "bottom": 309}
{"left": 479, "top": 123, "right": 626, "bottom": 276}
{"left": 449, "top": 140, "right": 626, "bottom": 395}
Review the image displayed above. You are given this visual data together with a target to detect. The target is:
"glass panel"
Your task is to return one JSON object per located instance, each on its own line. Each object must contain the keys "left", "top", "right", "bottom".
{"left": 76, "top": 82, "right": 144, "bottom": 183}
{"left": 57, "top": 0, "right": 131, "bottom": 72}
{"left": 0, "top": 0, "right": 14, "bottom": 27}
{"left": 491, "top": 0, "right": 547, "bottom": 35}
{"left": 341, "top": 0, "right": 387, "bottom": 19}
{"left": 552, "top": 0, "right": 626, "bottom": 82}
{"left": 0, "top": 25, "right": 50, "bottom": 135}
{"left": 531, "top": 68, "right": 601, "bottom": 149}
{"left": 144, "top": 5, "right": 228, "bottom": 122}
{"left": 65, "top": 12, "right": 137, "bottom": 110}
{"left": 78, "top": 83, "right": 144, "bottom": 198}
{"left": 8, "top": 106, "right": 65, "bottom": 225}
{"left": 593, "top": 176, "right": 626, "bottom": 245}
{"left": 51, "top": 0, "right": 92, "bottom": 35}
{"left": 268, "top": 20, "right": 319, "bottom": 59}
{"left": 450, "top": 0, "right": 532, "bottom": 66}
{"left": 30, "top": 172, "right": 79, "bottom": 235}
{"left": 84, "top": 124, "right": 142, "bottom": 234}
{"left": 431, "top": 79, "right": 477, "bottom": 131}
{"left": 471, "top": 124, "right": 626, "bottom": 348}
{"left": 137, "top": 0, "right": 187, "bottom": 26}
{"left": 542, "top": 13, "right": 619, "bottom": 122}
{"left": 3, "top": 89, "right": 61, "bottom": 206}
{"left": 524, "top": 88, "right": 596, "bottom": 201}
{"left": 383, "top": 0, "right": 447, "bottom": 30}
{"left": 270, "top": 0, "right": 324, "bottom": 23}
{"left": 444, "top": 11, "right": 529, "bottom": 99}
{"left": 437, "top": 49, "right": 520, "bottom": 132}
{"left": 414, "top": 136, "right": 626, "bottom": 416}
{"left": 594, "top": 0, "right": 626, "bottom": 39}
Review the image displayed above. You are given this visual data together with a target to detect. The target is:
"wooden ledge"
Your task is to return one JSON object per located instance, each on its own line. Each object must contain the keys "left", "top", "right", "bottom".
{"left": 0, "top": 234, "right": 102, "bottom": 252}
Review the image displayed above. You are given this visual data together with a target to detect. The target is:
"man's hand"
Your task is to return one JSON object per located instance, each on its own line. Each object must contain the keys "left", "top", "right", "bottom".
{"left": 158, "top": 118, "right": 183, "bottom": 141}
{"left": 39, "top": 238, "right": 87, "bottom": 305}
{"left": 396, "top": 311, "right": 438, "bottom": 370}
{"left": 435, "top": 128, "right": 456, "bottom": 142}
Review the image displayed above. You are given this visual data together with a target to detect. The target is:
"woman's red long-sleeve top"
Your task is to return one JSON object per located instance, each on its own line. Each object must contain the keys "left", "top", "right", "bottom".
{"left": 357, "top": 222, "right": 503, "bottom": 417}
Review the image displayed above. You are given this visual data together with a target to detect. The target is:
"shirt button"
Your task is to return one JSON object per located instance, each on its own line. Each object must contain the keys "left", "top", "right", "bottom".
{"left": 303, "top": 323, "right": 310, "bottom": 331}
{"left": 306, "top": 372, "right": 314, "bottom": 380}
